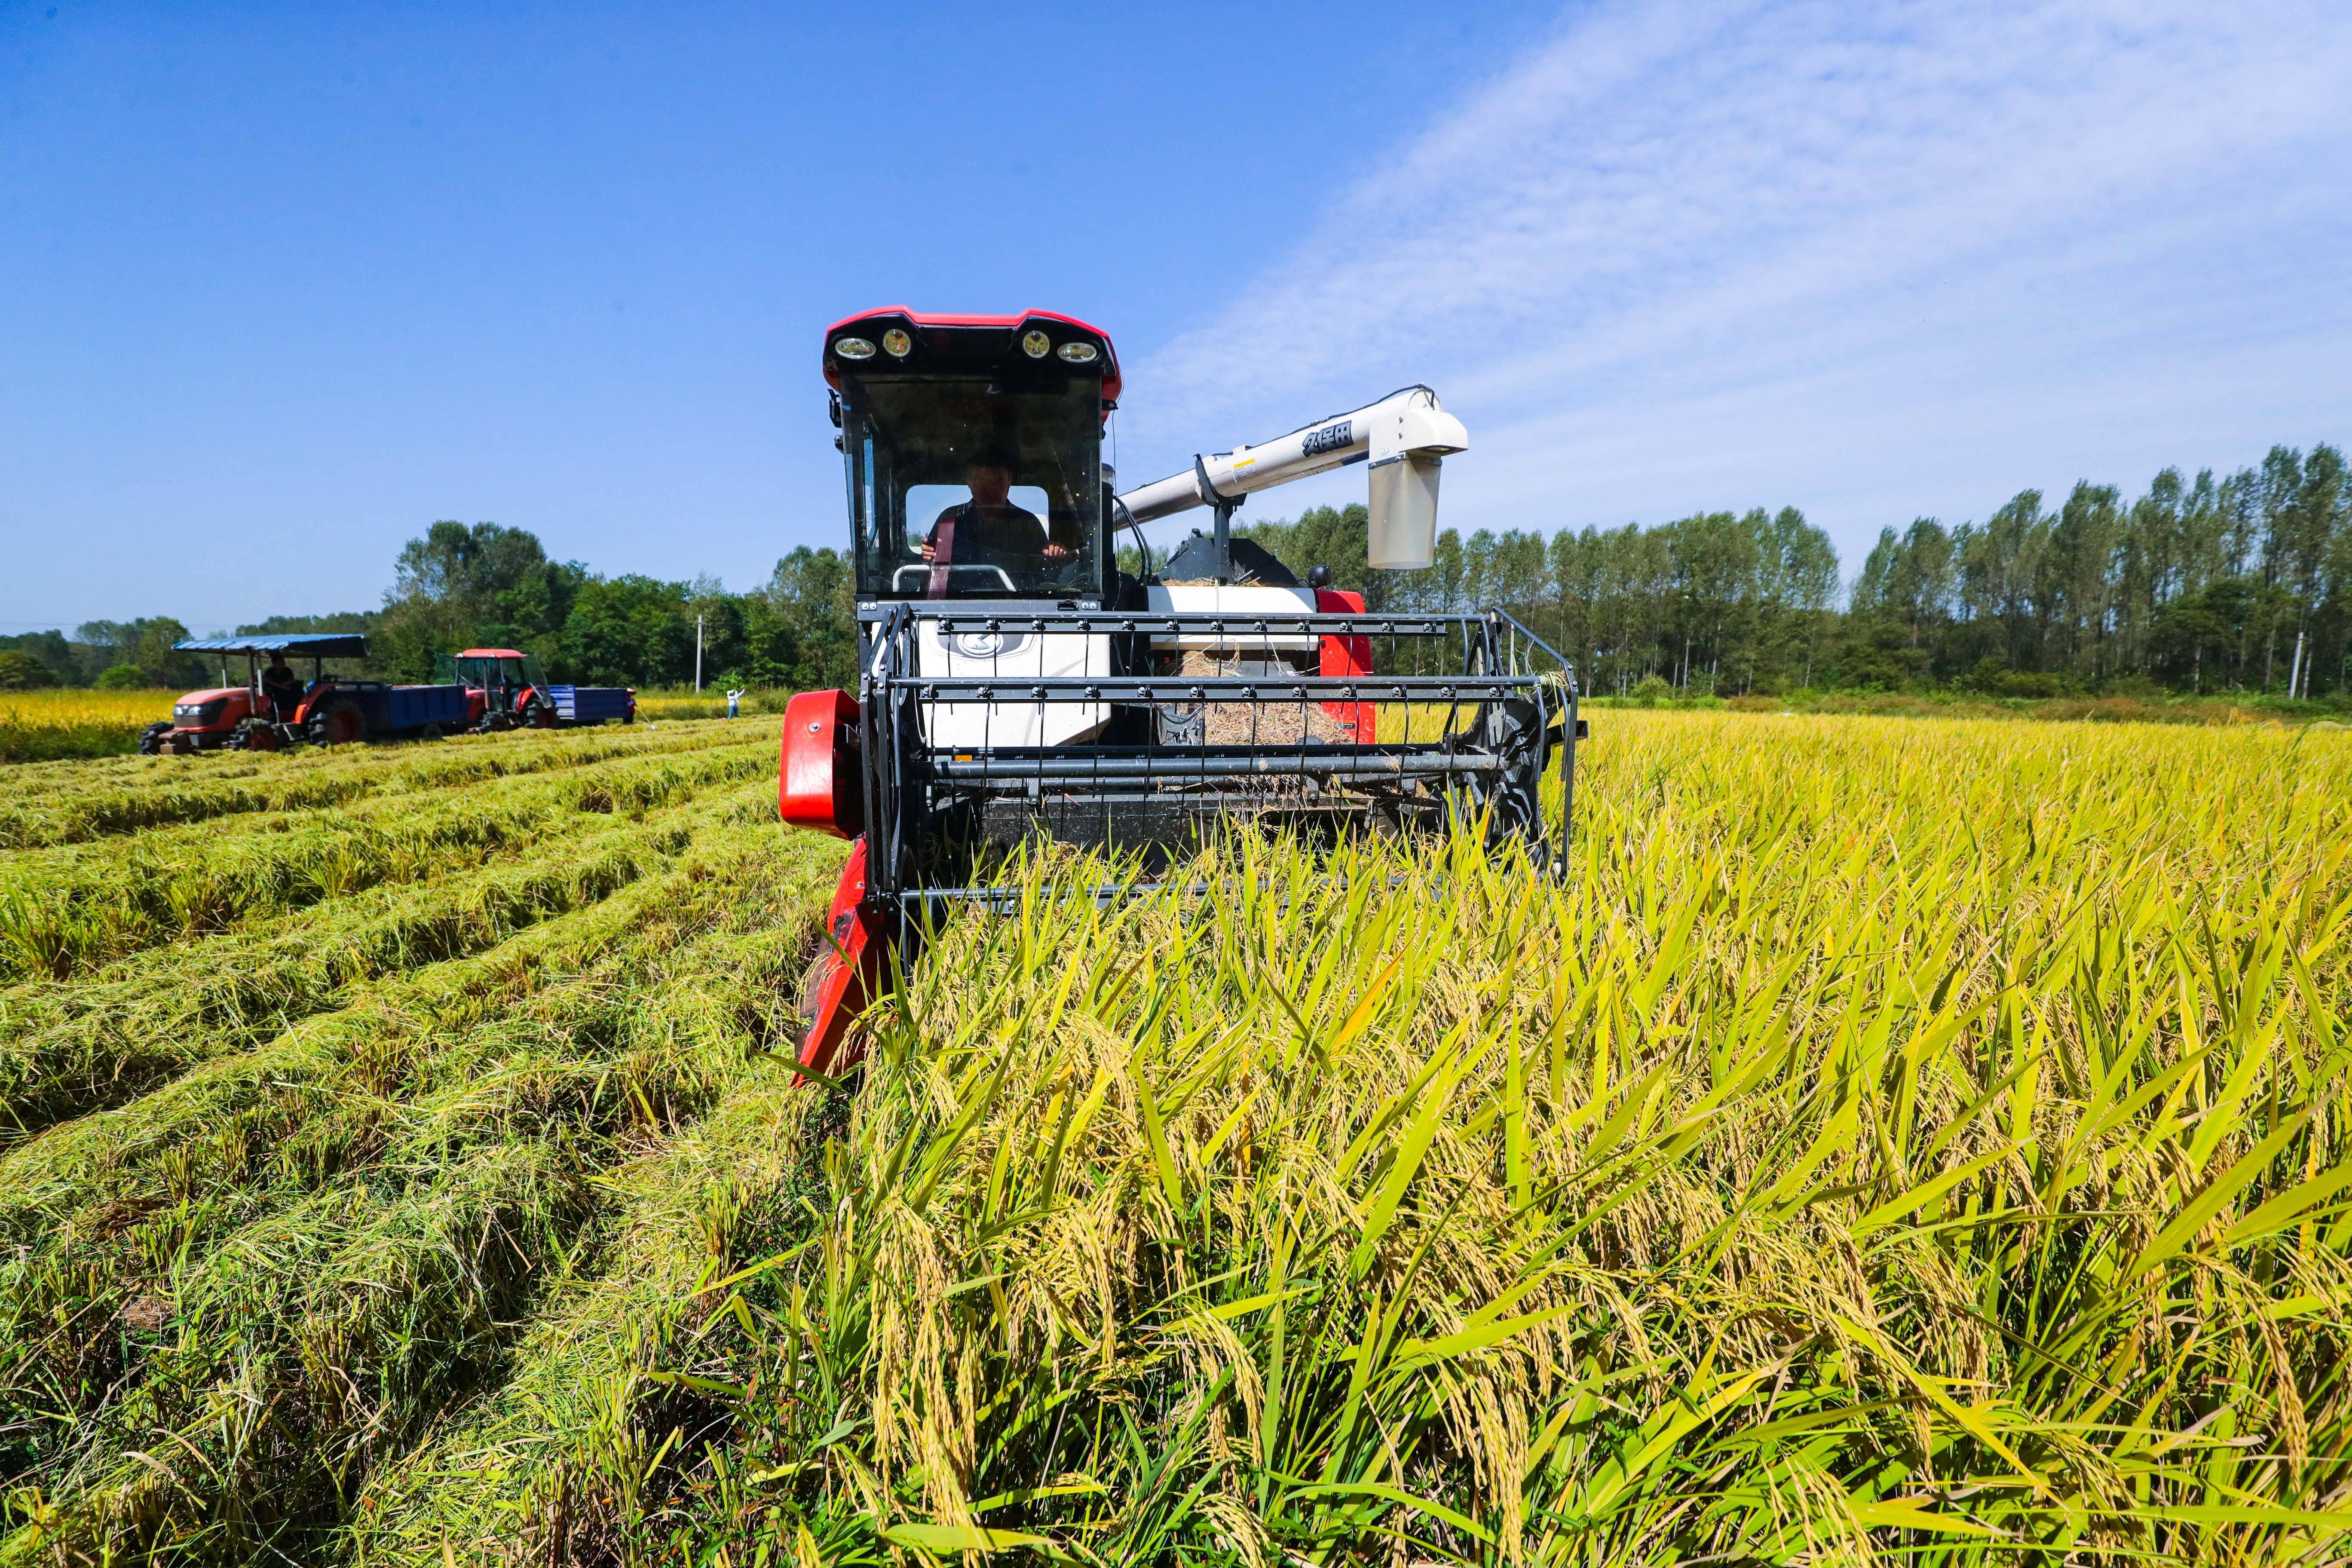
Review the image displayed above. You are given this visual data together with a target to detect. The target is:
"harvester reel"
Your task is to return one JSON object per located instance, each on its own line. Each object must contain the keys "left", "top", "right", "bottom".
{"left": 1451, "top": 692, "right": 1553, "bottom": 859}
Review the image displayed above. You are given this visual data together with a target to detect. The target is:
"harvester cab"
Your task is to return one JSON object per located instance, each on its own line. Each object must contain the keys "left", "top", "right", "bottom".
{"left": 779, "top": 308, "right": 1584, "bottom": 1076}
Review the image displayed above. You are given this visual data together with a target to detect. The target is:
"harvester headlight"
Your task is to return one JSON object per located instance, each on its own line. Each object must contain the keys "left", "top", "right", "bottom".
{"left": 881, "top": 328, "right": 912, "bottom": 358}
{"left": 1021, "top": 329, "right": 1051, "bottom": 358}
{"left": 1056, "top": 340, "right": 1099, "bottom": 363}
{"left": 833, "top": 336, "right": 877, "bottom": 360}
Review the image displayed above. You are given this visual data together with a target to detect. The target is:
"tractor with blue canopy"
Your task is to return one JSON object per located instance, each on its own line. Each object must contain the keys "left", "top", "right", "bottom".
{"left": 142, "top": 634, "right": 472, "bottom": 753}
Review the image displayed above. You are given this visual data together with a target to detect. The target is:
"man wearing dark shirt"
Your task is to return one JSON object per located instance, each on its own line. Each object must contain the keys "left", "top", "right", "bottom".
{"left": 260, "top": 653, "right": 304, "bottom": 720}
{"left": 919, "top": 455, "right": 1072, "bottom": 591}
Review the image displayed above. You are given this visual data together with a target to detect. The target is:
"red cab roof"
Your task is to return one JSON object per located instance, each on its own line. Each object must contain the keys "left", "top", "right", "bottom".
{"left": 822, "top": 307, "right": 1121, "bottom": 404}
{"left": 457, "top": 648, "right": 527, "bottom": 659}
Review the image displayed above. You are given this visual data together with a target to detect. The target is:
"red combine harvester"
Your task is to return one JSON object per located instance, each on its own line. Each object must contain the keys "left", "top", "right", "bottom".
{"left": 776, "top": 308, "right": 1583, "bottom": 1076}
{"left": 446, "top": 649, "right": 637, "bottom": 732}
{"left": 141, "top": 634, "right": 471, "bottom": 753}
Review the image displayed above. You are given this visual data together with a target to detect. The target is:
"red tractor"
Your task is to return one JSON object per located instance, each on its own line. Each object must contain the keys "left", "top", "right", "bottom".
{"left": 140, "top": 634, "right": 472, "bottom": 753}
{"left": 446, "top": 649, "right": 638, "bottom": 732}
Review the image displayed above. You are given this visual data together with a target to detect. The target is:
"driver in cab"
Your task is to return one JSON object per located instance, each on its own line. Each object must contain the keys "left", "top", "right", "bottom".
{"left": 260, "top": 652, "right": 305, "bottom": 721}
{"left": 918, "top": 450, "right": 1073, "bottom": 575}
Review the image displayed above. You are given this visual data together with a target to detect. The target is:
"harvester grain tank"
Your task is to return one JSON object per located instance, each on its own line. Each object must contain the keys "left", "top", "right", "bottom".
{"left": 143, "top": 634, "right": 470, "bottom": 753}
{"left": 775, "top": 308, "right": 1584, "bottom": 1075}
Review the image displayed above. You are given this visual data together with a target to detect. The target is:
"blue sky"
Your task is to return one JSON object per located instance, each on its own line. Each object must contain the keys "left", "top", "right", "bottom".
{"left": 3, "top": 0, "right": 2348, "bottom": 634}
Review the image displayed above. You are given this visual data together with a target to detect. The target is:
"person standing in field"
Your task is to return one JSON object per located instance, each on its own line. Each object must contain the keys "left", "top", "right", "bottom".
{"left": 726, "top": 688, "right": 744, "bottom": 720}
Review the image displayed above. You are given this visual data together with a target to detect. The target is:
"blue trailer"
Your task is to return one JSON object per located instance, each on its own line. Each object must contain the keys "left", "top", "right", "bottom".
{"left": 547, "top": 685, "right": 634, "bottom": 725}
{"left": 353, "top": 680, "right": 474, "bottom": 737}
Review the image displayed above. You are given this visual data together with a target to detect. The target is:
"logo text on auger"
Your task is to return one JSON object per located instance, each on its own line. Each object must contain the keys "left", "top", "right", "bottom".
{"left": 1302, "top": 420, "right": 1352, "bottom": 458}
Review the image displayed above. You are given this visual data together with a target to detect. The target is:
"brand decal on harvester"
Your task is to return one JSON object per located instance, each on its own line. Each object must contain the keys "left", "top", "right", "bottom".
{"left": 1302, "top": 420, "right": 1352, "bottom": 457}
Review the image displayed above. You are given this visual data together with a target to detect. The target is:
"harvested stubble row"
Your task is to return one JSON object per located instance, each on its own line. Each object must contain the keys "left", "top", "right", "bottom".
{"left": 0, "top": 719, "right": 755, "bottom": 850}
{"left": 0, "top": 739, "right": 774, "bottom": 981}
{"left": 353, "top": 714, "right": 2352, "bottom": 1565}
{"left": 0, "top": 818, "right": 845, "bottom": 1562}
{"left": 0, "top": 780, "right": 781, "bottom": 1139}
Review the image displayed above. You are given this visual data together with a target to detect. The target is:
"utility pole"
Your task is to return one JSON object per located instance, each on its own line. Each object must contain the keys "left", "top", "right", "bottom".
{"left": 695, "top": 615, "right": 704, "bottom": 694}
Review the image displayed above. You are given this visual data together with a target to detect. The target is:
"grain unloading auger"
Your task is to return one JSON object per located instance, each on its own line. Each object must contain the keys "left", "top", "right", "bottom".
{"left": 777, "top": 308, "right": 1583, "bottom": 1075}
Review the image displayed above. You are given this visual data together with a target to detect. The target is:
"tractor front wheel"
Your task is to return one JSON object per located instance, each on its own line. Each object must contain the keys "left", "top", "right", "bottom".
{"left": 241, "top": 721, "right": 284, "bottom": 752}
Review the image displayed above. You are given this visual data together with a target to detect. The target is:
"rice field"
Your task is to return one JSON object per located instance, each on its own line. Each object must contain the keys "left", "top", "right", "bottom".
{"left": 0, "top": 689, "right": 177, "bottom": 764}
{"left": 0, "top": 689, "right": 710, "bottom": 763}
{"left": 1, "top": 711, "right": 2348, "bottom": 1565}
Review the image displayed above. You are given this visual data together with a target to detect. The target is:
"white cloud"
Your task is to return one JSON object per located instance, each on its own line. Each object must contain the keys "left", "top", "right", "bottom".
{"left": 1116, "top": 0, "right": 2352, "bottom": 568}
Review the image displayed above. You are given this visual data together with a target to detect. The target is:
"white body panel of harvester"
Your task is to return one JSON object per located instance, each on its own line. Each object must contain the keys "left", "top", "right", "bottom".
{"left": 1145, "top": 583, "right": 1321, "bottom": 656}
{"left": 914, "top": 616, "right": 1109, "bottom": 750}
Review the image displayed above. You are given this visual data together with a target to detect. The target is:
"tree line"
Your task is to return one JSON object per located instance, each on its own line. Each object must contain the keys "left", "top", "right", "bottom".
{"left": 3, "top": 439, "right": 2343, "bottom": 700}
{"left": 1238, "top": 441, "right": 2349, "bottom": 699}
{"left": 0, "top": 521, "right": 865, "bottom": 695}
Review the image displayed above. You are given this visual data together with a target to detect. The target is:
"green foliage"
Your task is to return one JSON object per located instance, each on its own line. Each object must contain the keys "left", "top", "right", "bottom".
{"left": 91, "top": 664, "right": 147, "bottom": 691}
{"left": 0, "top": 653, "right": 57, "bottom": 692}
{"left": 0, "top": 633, "right": 77, "bottom": 687}
{"left": 561, "top": 574, "right": 698, "bottom": 686}
{"left": 374, "top": 520, "right": 587, "bottom": 681}
{"left": 362, "top": 521, "right": 858, "bottom": 693}
{"left": 76, "top": 617, "right": 204, "bottom": 690}
{"left": 1231, "top": 442, "right": 2349, "bottom": 701}
{"left": 234, "top": 610, "right": 375, "bottom": 638}
{"left": 30, "top": 432, "right": 2348, "bottom": 708}
{"left": 755, "top": 544, "right": 860, "bottom": 692}
{"left": 1842, "top": 446, "right": 2352, "bottom": 696}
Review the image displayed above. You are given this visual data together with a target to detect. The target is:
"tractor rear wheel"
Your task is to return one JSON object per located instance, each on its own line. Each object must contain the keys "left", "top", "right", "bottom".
{"left": 309, "top": 703, "right": 366, "bottom": 747}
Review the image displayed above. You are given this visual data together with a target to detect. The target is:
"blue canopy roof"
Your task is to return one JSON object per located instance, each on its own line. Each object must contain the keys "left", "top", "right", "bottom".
{"left": 175, "top": 634, "right": 371, "bottom": 658}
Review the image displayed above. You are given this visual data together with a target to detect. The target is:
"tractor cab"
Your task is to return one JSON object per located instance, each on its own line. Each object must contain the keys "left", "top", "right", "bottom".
{"left": 447, "top": 648, "right": 554, "bottom": 730}
{"left": 826, "top": 309, "right": 1116, "bottom": 608}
